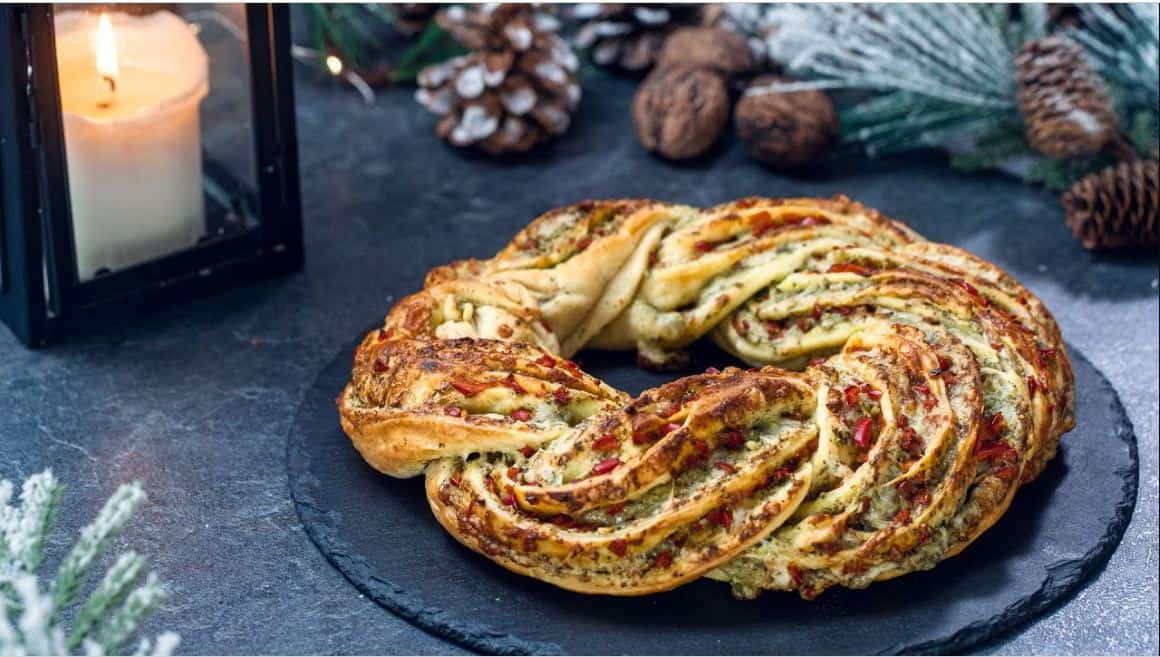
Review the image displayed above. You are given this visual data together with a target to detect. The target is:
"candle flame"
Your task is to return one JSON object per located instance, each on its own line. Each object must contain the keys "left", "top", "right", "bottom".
{"left": 95, "top": 13, "right": 119, "bottom": 85}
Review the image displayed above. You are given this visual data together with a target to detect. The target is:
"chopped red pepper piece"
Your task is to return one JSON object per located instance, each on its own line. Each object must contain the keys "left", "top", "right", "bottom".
{"left": 913, "top": 383, "right": 937, "bottom": 409}
{"left": 505, "top": 373, "right": 528, "bottom": 394}
{"left": 863, "top": 385, "right": 883, "bottom": 400}
{"left": 519, "top": 445, "right": 535, "bottom": 458}
{"left": 553, "top": 387, "right": 571, "bottom": 404}
{"left": 953, "top": 279, "right": 988, "bottom": 306}
{"left": 445, "top": 406, "right": 463, "bottom": 417}
{"left": 900, "top": 425, "right": 924, "bottom": 456}
{"left": 507, "top": 466, "right": 521, "bottom": 480}
{"left": 501, "top": 493, "right": 517, "bottom": 508}
{"left": 983, "top": 412, "right": 1006, "bottom": 441}
{"left": 853, "top": 417, "right": 875, "bottom": 449}
{"left": 503, "top": 373, "right": 526, "bottom": 394}
{"left": 1027, "top": 376, "right": 1040, "bottom": 396}
{"left": 694, "top": 240, "right": 719, "bottom": 252}
{"left": 576, "top": 236, "right": 592, "bottom": 251}
{"left": 377, "top": 328, "right": 389, "bottom": 340}
{"left": 788, "top": 565, "right": 804, "bottom": 586}
{"left": 714, "top": 461, "right": 738, "bottom": 475}
{"left": 827, "top": 263, "right": 875, "bottom": 276}
{"left": 843, "top": 384, "right": 861, "bottom": 407}
{"left": 654, "top": 552, "right": 673, "bottom": 568}
{"left": 591, "top": 457, "right": 621, "bottom": 476}
{"left": 798, "top": 215, "right": 829, "bottom": 227}
{"left": 510, "top": 408, "right": 533, "bottom": 422}
{"left": 449, "top": 475, "right": 462, "bottom": 487}
{"left": 750, "top": 211, "right": 776, "bottom": 237}
{"left": 720, "top": 429, "right": 745, "bottom": 449}
{"left": 592, "top": 434, "right": 620, "bottom": 452}
{"left": 812, "top": 303, "right": 822, "bottom": 321}
{"left": 451, "top": 377, "right": 489, "bottom": 397}
{"left": 550, "top": 514, "right": 578, "bottom": 528}
{"left": 373, "top": 359, "right": 388, "bottom": 373}
{"left": 660, "top": 422, "right": 682, "bottom": 435}
{"left": 690, "top": 439, "right": 710, "bottom": 457}
{"left": 706, "top": 507, "right": 733, "bottom": 530}
{"left": 609, "top": 539, "right": 628, "bottom": 557}
{"left": 893, "top": 508, "right": 911, "bottom": 524}
{"left": 535, "top": 354, "right": 556, "bottom": 368}
{"left": 604, "top": 501, "right": 626, "bottom": 516}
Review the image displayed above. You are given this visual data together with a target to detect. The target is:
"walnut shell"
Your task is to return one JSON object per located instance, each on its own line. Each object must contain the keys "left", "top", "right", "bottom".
{"left": 734, "top": 75, "right": 837, "bottom": 169}
{"left": 655, "top": 26, "right": 756, "bottom": 78}
{"left": 633, "top": 66, "right": 729, "bottom": 160}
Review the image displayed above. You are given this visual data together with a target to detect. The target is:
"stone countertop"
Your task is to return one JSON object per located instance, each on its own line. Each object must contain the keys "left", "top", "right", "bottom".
{"left": 1, "top": 69, "right": 1156, "bottom": 655}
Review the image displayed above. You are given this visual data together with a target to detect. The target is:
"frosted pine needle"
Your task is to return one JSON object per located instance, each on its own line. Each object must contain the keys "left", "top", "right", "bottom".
{"left": 0, "top": 469, "right": 178, "bottom": 656}
{"left": 756, "top": 4, "right": 1046, "bottom": 157}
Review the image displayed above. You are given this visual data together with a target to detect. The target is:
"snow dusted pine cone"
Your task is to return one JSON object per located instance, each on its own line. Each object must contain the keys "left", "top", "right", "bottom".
{"left": 571, "top": 3, "right": 704, "bottom": 72}
{"left": 1015, "top": 36, "right": 1118, "bottom": 160}
{"left": 1062, "top": 159, "right": 1159, "bottom": 250}
{"left": 415, "top": 4, "right": 581, "bottom": 154}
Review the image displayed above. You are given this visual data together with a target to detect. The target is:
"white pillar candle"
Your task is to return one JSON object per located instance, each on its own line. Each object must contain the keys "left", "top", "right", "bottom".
{"left": 54, "top": 10, "right": 209, "bottom": 281}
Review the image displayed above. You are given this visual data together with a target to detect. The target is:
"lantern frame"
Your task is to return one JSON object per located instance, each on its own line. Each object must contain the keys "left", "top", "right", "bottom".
{"left": 0, "top": 3, "right": 302, "bottom": 347}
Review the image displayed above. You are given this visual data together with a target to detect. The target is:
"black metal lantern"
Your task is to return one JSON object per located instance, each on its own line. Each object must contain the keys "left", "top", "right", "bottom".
{"left": 0, "top": 3, "right": 301, "bottom": 347}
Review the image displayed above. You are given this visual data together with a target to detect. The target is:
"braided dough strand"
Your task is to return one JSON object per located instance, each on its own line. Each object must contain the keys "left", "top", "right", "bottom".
{"left": 338, "top": 196, "right": 1074, "bottom": 598}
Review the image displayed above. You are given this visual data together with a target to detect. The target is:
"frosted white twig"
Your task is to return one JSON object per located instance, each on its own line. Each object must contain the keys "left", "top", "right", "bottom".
{"left": 1, "top": 470, "right": 179, "bottom": 656}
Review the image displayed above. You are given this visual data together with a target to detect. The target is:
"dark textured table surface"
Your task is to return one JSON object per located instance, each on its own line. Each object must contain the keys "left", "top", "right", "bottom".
{"left": 1, "top": 69, "right": 1156, "bottom": 655}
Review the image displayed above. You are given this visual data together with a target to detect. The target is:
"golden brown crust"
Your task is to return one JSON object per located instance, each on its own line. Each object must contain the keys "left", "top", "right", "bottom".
{"left": 337, "top": 195, "right": 1075, "bottom": 599}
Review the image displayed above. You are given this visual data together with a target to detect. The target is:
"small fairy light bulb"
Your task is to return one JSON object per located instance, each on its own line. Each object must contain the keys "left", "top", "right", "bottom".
{"left": 325, "top": 55, "right": 343, "bottom": 76}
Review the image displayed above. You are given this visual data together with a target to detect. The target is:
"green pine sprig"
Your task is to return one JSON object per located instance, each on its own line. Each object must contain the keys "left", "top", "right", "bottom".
{"left": 1, "top": 470, "right": 177, "bottom": 656}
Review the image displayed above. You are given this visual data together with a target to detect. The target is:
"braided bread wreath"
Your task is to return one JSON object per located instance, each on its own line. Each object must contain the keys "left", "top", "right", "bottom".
{"left": 338, "top": 196, "right": 1075, "bottom": 600}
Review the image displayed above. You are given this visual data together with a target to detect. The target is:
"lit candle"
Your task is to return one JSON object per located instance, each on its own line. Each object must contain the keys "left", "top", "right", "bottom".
{"left": 54, "top": 10, "right": 209, "bottom": 281}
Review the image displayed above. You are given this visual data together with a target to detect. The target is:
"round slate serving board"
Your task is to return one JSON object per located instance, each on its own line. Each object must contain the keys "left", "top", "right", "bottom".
{"left": 287, "top": 339, "right": 1137, "bottom": 655}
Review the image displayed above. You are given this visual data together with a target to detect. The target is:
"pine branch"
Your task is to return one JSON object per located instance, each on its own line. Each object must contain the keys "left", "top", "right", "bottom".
{"left": 1, "top": 470, "right": 177, "bottom": 656}
{"left": 391, "top": 20, "right": 468, "bottom": 85}
{"left": 757, "top": 4, "right": 1045, "bottom": 160}
{"left": 52, "top": 483, "right": 145, "bottom": 615}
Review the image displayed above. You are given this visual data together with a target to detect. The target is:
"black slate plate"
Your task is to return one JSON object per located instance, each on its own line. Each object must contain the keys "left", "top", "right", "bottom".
{"left": 287, "top": 340, "right": 1137, "bottom": 655}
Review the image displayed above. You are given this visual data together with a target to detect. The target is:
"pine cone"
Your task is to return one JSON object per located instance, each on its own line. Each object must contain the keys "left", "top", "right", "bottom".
{"left": 1062, "top": 160, "right": 1159, "bottom": 250}
{"left": 734, "top": 76, "right": 837, "bottom": 169}
{"left": 389, "top": 4, "right": 439, "bottom": 37}
{"left": 655, "top": 26, "right": 756, "bottom": 80}
{"left": 415, "top": 5, "right": 580, "bottom": 155}
{"left": 1015, "top": 36, "right": 1117, "bottom": 160}
{"left": 572, "top": 4, "right": 703, "bottom": 72}
{"left": 633, "top": 66, "right": 729, "bottom": 160}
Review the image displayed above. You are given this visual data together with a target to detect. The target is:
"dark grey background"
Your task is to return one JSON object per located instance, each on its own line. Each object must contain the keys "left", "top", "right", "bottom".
{"left": 1, "top": 66, "right": 1156, "bottom": 654}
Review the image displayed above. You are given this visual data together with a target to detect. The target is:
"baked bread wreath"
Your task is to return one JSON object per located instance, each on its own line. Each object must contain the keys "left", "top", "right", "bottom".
{"left": 338, "top": 196, "right": 1075, "bottom": 599}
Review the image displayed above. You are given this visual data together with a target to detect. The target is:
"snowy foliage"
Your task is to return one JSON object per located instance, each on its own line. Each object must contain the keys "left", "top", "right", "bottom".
{"left": 1, "top": 470, "right": 177, "bottom": 656}
{"left": 756, "top": 4, "right": 1045, "bottom": 157}
{"left": 1070, "top": 4, "right": 1159, "bottom": 154}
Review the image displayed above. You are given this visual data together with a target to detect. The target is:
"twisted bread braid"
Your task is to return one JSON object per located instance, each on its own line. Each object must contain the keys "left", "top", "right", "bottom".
{"left": 338, "top": 196, "right": 1074, "bottom": 599}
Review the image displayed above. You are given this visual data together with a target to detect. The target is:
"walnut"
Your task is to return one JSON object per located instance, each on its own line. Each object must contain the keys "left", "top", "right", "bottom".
{"left": 633, "top": 66, "right": 730, "bottom": 160}
{"left": 734, "top": 75, "right": 837, "bottom": 169}
{"left": 656, "top": 27, "right": 756, "bottom": 79}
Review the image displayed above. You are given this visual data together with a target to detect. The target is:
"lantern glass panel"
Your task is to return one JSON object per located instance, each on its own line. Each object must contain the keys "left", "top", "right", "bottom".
{"left": 51, "top": 3, "right": 258, "bottom": 282}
